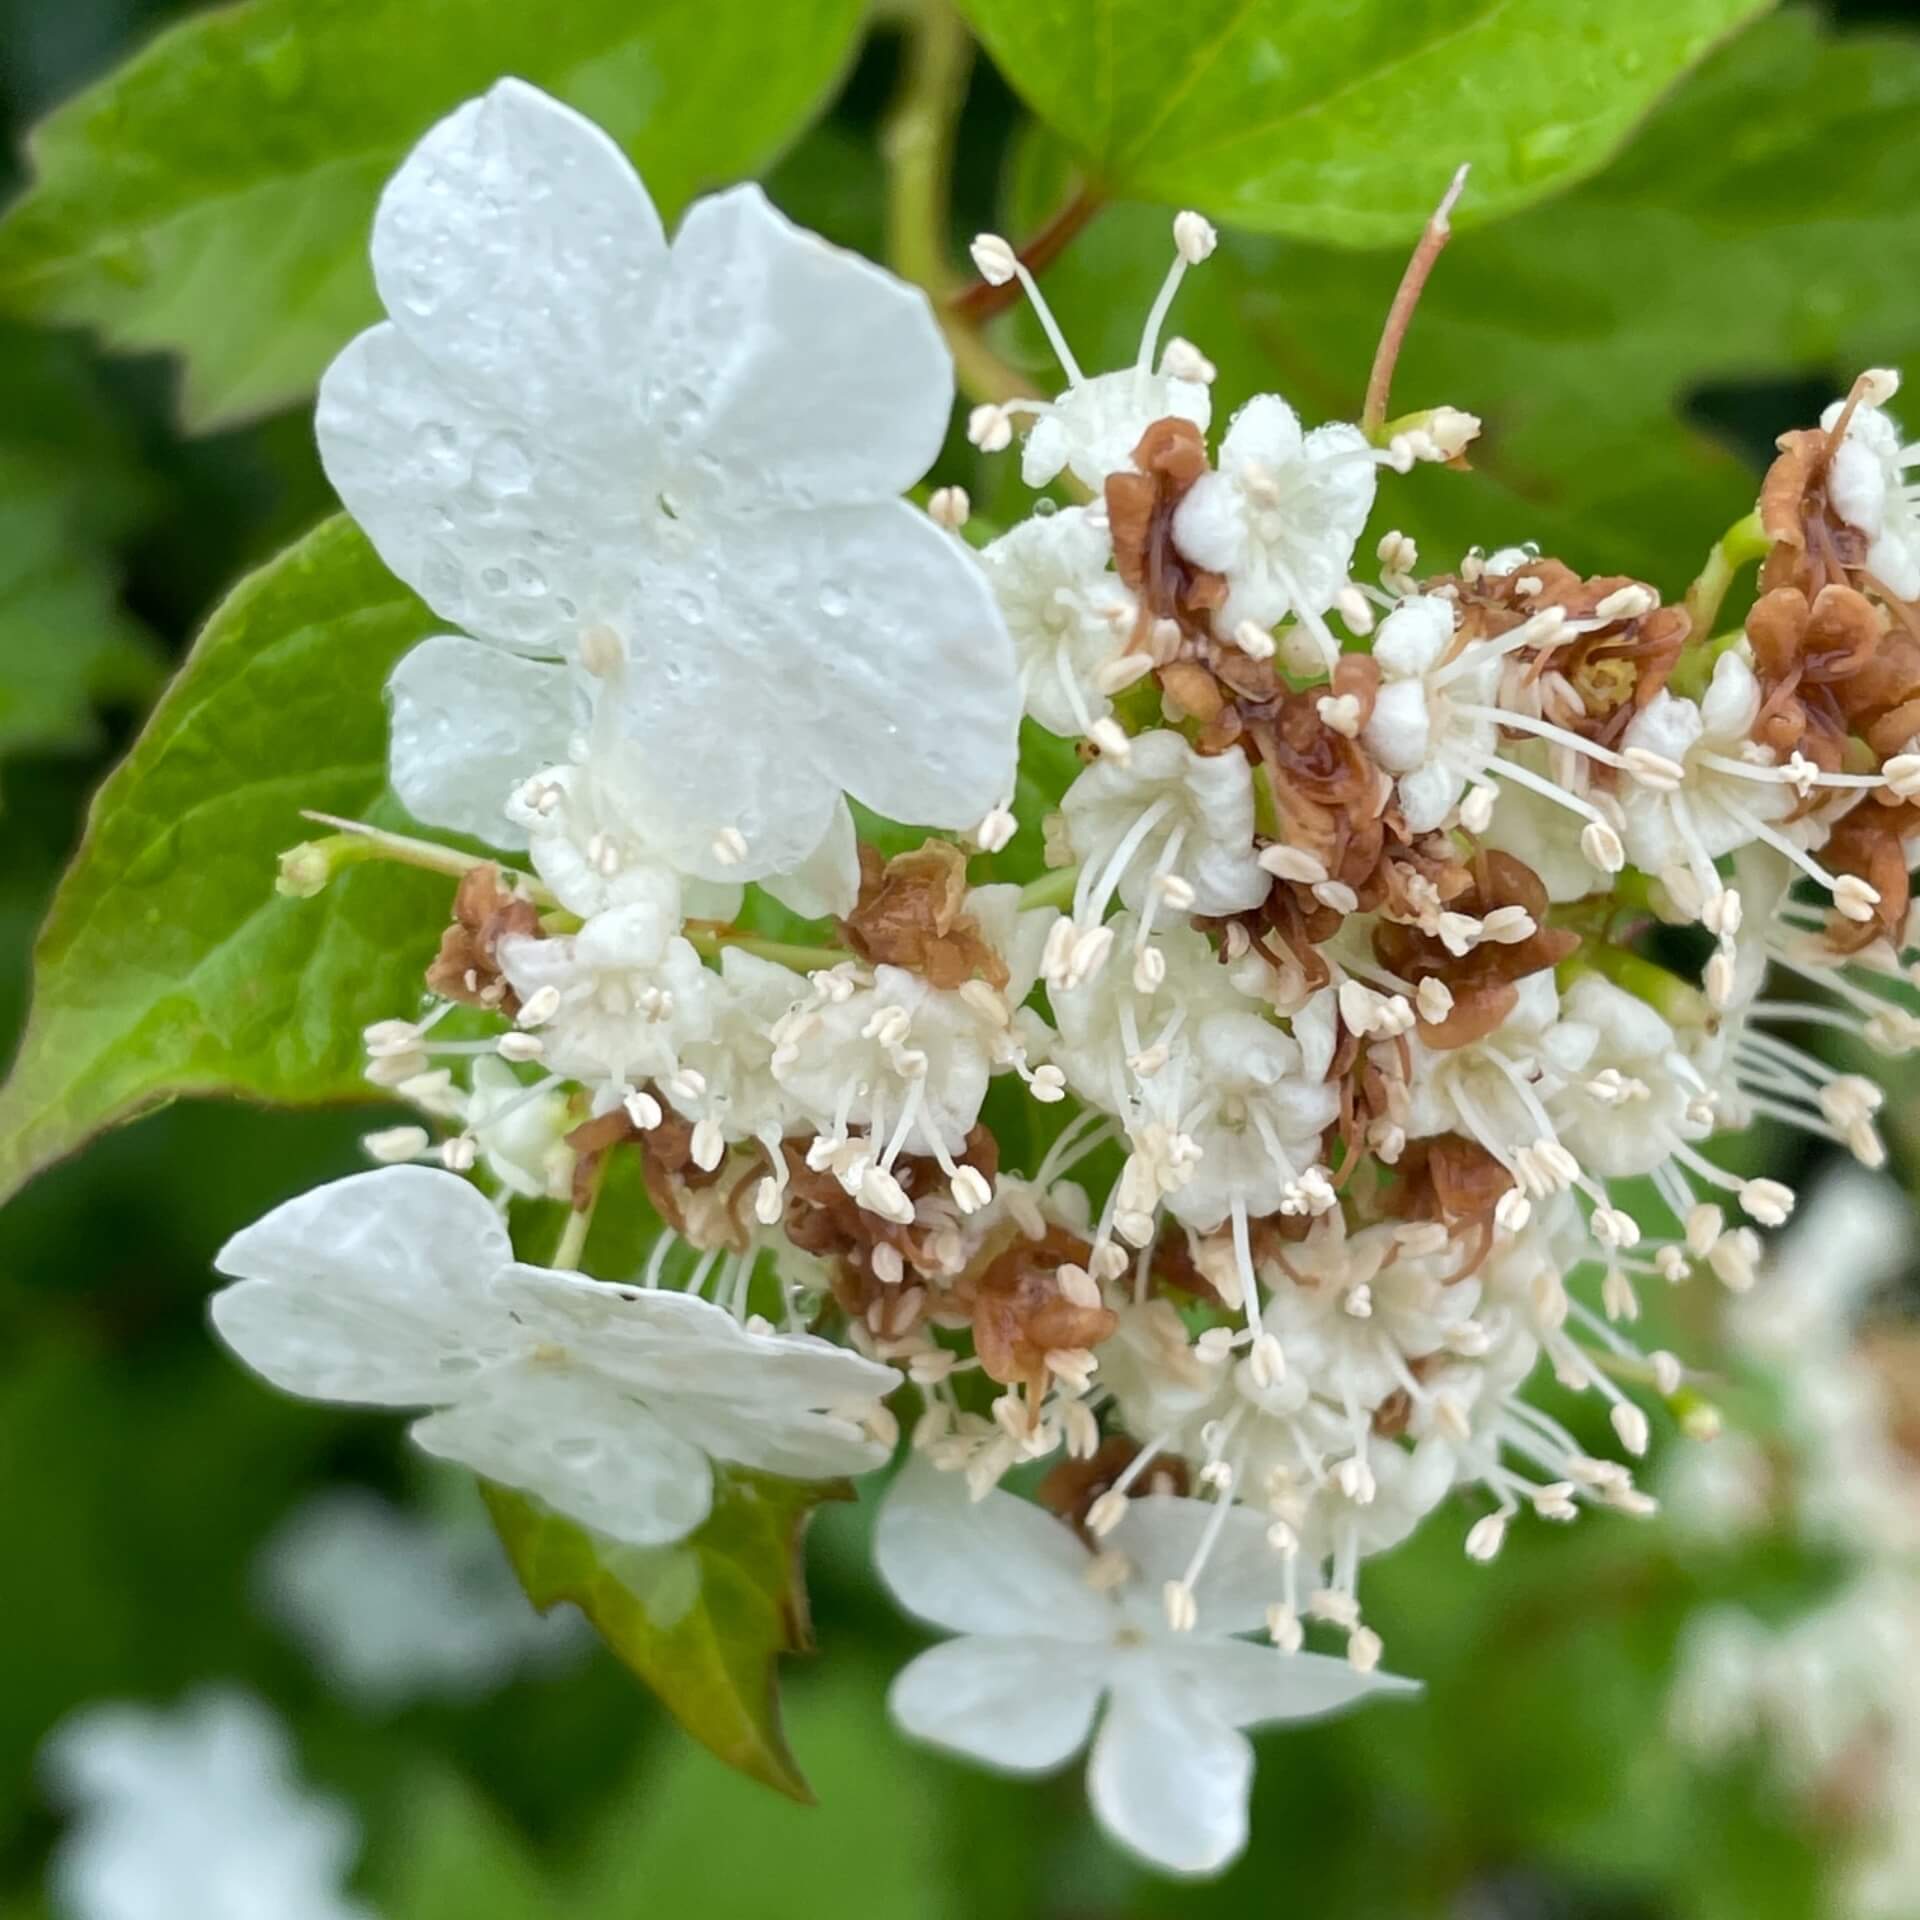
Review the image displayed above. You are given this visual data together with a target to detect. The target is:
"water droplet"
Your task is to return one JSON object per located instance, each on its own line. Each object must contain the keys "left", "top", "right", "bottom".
{"left": 415, "top": 422, "right": 458, "bottom": 465}
{"left": 1033, "top": 496, "right": 1059, "bottom": 518}
{"left": 1513, "top": 122, "right": 1575, "bottom": 180}
{"left": 817, "top": 581, "right": 850, "bottom": 618}
{"left": 255, "top": 29, "right": 309, "bottom": 101}
{"left": 472, "top": 431, "right": 534, "bottom": 497}
{"left": 515, "top": 561, "right": 548, "bottom": 597}
{"left": 98, "top": 238, "right": 151, "bottom": 288}
{"left": 671, "top": 588, "right": 706, "bottom": 625}
{"left": 480, "top": 566, "right": 509, "bottom": 592}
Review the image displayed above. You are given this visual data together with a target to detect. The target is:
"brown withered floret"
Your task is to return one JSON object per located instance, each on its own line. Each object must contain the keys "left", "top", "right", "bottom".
{"left": 838, "top": 839, "right": 1007, "bottom": 991}
{"left": 1757, "top": 407, "right": 1920, "bottom": 753}
{"left": 782, "top": 1126, "right": 1002, "bottom": 1336}
{"left": 1435, "top": 556, "right": 1689, "bottom": 745}
{"left": 1205, "top": 683, "right": 1474, "bottom": 999}
{"left": 1818, "top": 797, "right": 1920, "bottom": 954}
{"left": 1323, "top": 1021, "right": 1413, "bottom": 1186}
{"left": 425, "top": 864, "right": 543, "bottom": 1013}
{"left": 1371, "top": 849, "right": 1578, "bottom": 1048}
{"left": 1760, "top": 425, "right": 1873, "bottom": 600}
{"left": 1395, "top": 1133, "right": 1512, "bottom": 1277}
{"left": 566, "top": 1101, "right": 731, "bottom": 1228}
{"left": 1040, "top": 1437, "right": 1189, "bottom": 1544}
{"left": 1105, "top": 417, "right": 1228, "bottom": 647}
{"left": 1746, "top": 583, "right": 1884, "bottom": 771}
{"left": 1861, "top": 1329, "right": 1920, "bottom": 1467}
{"left": 952, "top": 1223, "right": 1116, "bottom": 1406}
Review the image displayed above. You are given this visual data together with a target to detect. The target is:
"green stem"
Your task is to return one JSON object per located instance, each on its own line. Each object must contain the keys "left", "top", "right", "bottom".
{"left": 882, "top": 0, "right": 1034, "bottom": 409}
{"left": 683, "top": 925, "right": 847, "bottom": 972}
{"left": 1560, "top": 943, "right": 1707, "bottom": 1027}
{"left": 1018, "top": 864, "right": 1081, "bottom": 911}
{"left": 287, "top": 814, "right": 555, "bottom": 904}
{"left": 553, "top": 1155, "right": 605, "bottom": 1270}
{"left": 1680, "top": 508, "right": 1768, "bottom": 652}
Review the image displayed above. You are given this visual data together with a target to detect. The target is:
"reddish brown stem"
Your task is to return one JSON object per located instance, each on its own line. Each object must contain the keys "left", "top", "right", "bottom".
{"left": 1361, "top": 164, "right": 1469, "bottom": 438}
{"left": 949, "top": 186, "right": 1104, "bottom": 321}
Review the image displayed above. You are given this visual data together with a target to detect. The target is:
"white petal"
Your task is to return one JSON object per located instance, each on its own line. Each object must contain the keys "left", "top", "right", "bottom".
{"left": 210, "top": 1167, "right": 520, "bottom": 1406}
{"left": 1398, "top": 759, "right": 1466, "bottom": 834}
{"left": 1699, "top": 649, "right": 1760, "bottom": 740}
{"left": 1107, "top": 1495, "right": 1286, "bottom": 1637}
{"left": 1219, "top": 392, "right": 1305, "bottom": 477}
{"left": 371, "top": 80, "right": 665, "bottom": 445}
{"left": 613, "top": 501, "right": 1019, "bottom": 877}
{"left": 410, "top": 1364, "right": 713, "bottom": 1548}
{"left": 889, "top": 1636, "right": 1107, "bottom": 1773}
{"left": 758, "top": 798, "right": 860, "bottom": 920}
{"left": 489, "top": 1270, "right": 898, "bottom": 1407}
{"left": 1088, "top": 1668, "right": 1253, "bottom": 1876}
{"left": 318, "top": 320, "right": 636, "bottom": 655}
{"left": 653, "top": 184, "right": 951, "bottom": 511}
{"left": 388, "top": 637, "right": 576, "bottom": 843}
{"left": 874, "top": 1464, "right": 1112, "bottom": 1639}
{"left": 1163, "top": 1636, "right": 1420, "bottom": 1730}
{"left": 1372, "top": 593, "right": 1454, "bottom": 676}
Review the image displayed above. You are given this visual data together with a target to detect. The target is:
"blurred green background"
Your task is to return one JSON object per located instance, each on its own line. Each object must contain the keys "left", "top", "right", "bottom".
{"left": 4, "top": 0, "right": 1920, "bottom": 1913}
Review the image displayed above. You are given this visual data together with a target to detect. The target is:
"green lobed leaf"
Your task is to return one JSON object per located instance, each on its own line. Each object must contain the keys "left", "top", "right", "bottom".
{"left": 0, "top": 513, "right": 447, "bottom": 1207}
{"left": 0, "top": 0, "right": 867, "bottom": 429}
{"left": 0, "top": 323, "right": 162, "bottom": 766}
{"left": 957, "top": 0, "right": 1767, "bottom": 245}
{"left": 481, "top": 1469, "right": 849, "bottom": 1804}
{"left": 989, "top": 10, "right": 1920, "bottom": 599}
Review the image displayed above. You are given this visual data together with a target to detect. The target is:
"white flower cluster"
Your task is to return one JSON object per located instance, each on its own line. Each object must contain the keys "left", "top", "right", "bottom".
{"left": 1667, "top": 1173, "right": 1920, "bottom": 1919}
{"left": 216, "top": 80, "right": 1920, "bottom": 1876}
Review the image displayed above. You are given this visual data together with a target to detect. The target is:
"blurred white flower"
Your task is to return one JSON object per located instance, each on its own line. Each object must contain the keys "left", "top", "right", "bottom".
{"left": 259, "top": 1488, "right": 585, "bottom": 1708}
{"left": 43, "top": 1690, "right": 371, "bottom": 1920}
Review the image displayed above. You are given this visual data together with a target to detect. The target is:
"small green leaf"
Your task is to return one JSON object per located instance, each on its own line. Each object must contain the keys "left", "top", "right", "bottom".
{"left": 483, "top": 1469, "right": 849, "bottom": 1804}
{"left": 0, "top": 515, "right": 446, "bottom": 1206}
{"left": 959, "top": 0, "right": 1766, "bottom": 243}
{"left": 0, "top": 0, "right": 867, "bottom": 429}
{"left": 991, "top": 11, "right": 1920, "bottom": 597}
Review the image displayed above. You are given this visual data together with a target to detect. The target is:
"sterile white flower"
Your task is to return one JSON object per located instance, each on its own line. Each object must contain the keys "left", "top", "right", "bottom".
{"left": 1171, "top": 394, "right": 1378, "bottom": 655}
{"left": 209, "top": 1166, "right": 899, "bottom": 1546}
{"left": 982, "top": 505, "right": 1138, "bottom": 739}
{"left": 42, "top": 1690, "right": 372, "bottom": 1920}
{"left": 318, "top": 78, "right": 1020, "bottom": 883}
{"left": 876, "top": 1468, "right": 1413, "bottom": 1875}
